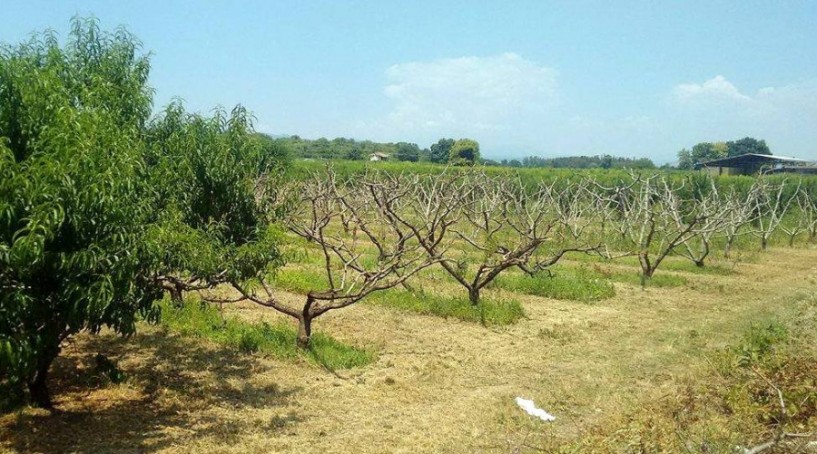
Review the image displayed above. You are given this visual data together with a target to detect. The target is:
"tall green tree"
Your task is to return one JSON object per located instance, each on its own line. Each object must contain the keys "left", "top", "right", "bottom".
{"left": 395, "top": 142, "right": 421, "bottom": 162}
{"left": 0, "top": 18, "right": 159, "bottom": 408}
{"left": 726, "top": 137, "right": 771, "bottom": 157}
{"left": 430, "top": 138, "right": 454, "bottom": 163}
{"left": 449, "top": 139, "right": 480, "bottom": 166}
{"left": 677, "top": 142, "right": 728, "bottom": 169}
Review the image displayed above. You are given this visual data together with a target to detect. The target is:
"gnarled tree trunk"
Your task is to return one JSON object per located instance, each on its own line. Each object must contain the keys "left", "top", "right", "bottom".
{"left": 26, "top": 339, "right": 61, "bottom": 409}
{"left": 468, "top": 287, "right": 480, "bottom": 306}
{"left": 296, "top": 297, "right": 315, "bottom": 349}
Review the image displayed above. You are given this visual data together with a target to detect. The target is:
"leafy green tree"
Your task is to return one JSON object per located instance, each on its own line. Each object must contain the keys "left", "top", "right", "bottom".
{"left": 142, "top": 103, "right": 286, "bottom": 304}
{"left": 395, "top": 142, "right": 421, "bottom": 162}
{"left": 344, "top": 147, "right": 364, "bottom": 160}
{"left": 449, "top": 139, "right": 480, "bottom": 166}
{"left": 430, "top": 138, "right": 454, "bottom": 163}
{"left": 677, "top": 142, "right": 728, "bottom": 169}
{"left": 253, "top": 133, "right": 292, "bottom": 166}
{"left": 0, "top": 18, "right": 288, "bottom": 410}
{"left": 0, "top": 18, "right": 160, "bottom": 408}
{"left": 727, "top": 137, "right": 771, "bottom": 157}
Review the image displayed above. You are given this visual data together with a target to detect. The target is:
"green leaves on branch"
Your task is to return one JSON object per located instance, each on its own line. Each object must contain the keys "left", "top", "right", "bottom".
{"left": 0, "top": 17, "right": 287, "bottom": 408}
{"left": 0, "top": 17, "right": 157, "bottom": 408}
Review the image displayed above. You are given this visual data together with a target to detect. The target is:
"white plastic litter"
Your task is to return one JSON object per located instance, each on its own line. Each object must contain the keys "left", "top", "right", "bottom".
{"left": 515, "top": 397, "right": 556, "bottom": 422}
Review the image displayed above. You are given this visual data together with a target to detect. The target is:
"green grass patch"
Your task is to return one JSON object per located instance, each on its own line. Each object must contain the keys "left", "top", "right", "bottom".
{"left": 368, "top": 290, "right": 525, "bottom": 326}
{"left": 269, "top": 267, "right": 524, "bottom": 325}
{"left": 269, "top": 267, "right": 328, "bottom": 294}
{"left": 494, "top": 266, "right": 615, "bottom": 302}
{"left": 609, "top": 271, "right": 688, "bottom": 288}
{"left": 158, "top": 299, "right": 374, "bottom": 369}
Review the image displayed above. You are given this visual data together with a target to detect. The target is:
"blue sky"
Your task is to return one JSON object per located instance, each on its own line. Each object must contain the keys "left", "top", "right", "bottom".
{"left": 3, "top": 1, "right": 817, "bottom": 163}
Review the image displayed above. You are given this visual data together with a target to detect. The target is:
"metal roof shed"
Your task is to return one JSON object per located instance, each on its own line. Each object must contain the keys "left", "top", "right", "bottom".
{"left": 696, "top": 153, "right": 812, "bottom": 175}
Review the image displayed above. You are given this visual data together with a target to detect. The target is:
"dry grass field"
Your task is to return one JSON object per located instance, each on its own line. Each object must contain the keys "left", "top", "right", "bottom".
{"left": 2, "top": 246, "right": 817, "bottom": 453}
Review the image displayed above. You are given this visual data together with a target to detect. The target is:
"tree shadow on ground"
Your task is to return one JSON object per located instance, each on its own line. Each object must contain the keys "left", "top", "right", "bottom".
{"left": 1, "top": 328, "right": 302, "bottom": 453}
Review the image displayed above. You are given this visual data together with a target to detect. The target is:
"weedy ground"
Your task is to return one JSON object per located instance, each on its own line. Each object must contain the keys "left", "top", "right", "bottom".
{"left": 2, "top": 246, "right": 817, "bottom": 453}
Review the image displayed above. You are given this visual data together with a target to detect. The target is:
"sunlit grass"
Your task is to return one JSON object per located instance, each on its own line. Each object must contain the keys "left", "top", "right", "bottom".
{"left": 609, "top": 271, "right": 688, "bottom": 288}
{"left": 494, "top": 266, "right": 615, "bottom": 302}
{"left": 368, "top": 290, "right": 525, "bottom": 326}
{"left": 159, "top": 299, "right": 375, "bottom": 369}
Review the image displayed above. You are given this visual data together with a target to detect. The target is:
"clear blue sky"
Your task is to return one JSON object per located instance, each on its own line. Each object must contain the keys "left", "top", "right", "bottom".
{"left": 3, "top": 1, "right": 817, "bottom": 163}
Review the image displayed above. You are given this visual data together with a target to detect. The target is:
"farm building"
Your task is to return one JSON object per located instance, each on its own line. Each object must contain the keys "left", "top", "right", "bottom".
{"left": 369, "top": 151, "right": 391, "bottom": 162}
{"left": 697, "top": 153, "right": 817, "bottom": 176}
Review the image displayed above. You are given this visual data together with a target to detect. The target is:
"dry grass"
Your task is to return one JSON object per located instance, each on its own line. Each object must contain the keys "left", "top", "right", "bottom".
{"left": 2, "top": 246, "right": 817, "bottom": 453}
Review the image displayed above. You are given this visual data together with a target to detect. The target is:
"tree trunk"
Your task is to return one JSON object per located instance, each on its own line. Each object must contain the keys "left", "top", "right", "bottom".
{"left": 761, "top": 236, "right": 768, "bottom": 250}
{"left": 169, "top": 283, "right": 184, "bottom": 307}
{"left": 788, "top": 234, "right": 796, "bottom": 247}
{"left": 724, "top": 237, "right": 734, "bottom": 258}
{"left": 296, "top": 297, "right": 315, "bottom": 349}
{"left": 468, "top": 287, "right": 480, "bottom": 306}
{"left": 296, "top": 316, "right": 312, "bottom": 350}
{"left": 694, "top": 259, "right": 705, "bottom": 268}
{"left": 27, "top": 344, "right": 60, "bottom": 409}
{"left": 640, "top": 268, "right": 654, "bottom": 289}
{"left": 638, "top": 252, "right": 653, "bottom": 289}
{"left": 27, "top": 367, "right": 52, "bottom": 409}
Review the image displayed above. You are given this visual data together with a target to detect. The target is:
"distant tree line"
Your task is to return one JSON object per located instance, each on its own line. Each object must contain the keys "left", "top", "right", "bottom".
{"left": 272, "top": 135, "right": 427, "bottom": 162}
{"left": 273, "top": 135, "right": 653, "bottom": 169}
{"left": 272, "top": 136, "right": 482, "bottom": 166}
{"left": 490, "top": 154, "right": 656, "bottom": 170}
{"left": 677, "top": 137, "right": 771, "bottom": 170}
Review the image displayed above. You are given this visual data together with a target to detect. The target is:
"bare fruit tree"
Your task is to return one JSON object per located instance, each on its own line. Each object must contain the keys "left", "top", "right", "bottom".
{"left": 780, "top": 186, "right": 810, "bottom": 247}
{"left": 797, "top": 189, "right": 817, "bottom": 243}
{"left": 381, "top": 171, "right": 600, "bottom": 306}
{"left": 722, "top": 187, "right": 759, "bottom": 259}
{"left": 204, "top": 170, "right": 437, "bottom": 348}
{"left": 675, "top": 179, "right": 728, "bottom": 268}
{"left": 604, "top": 174, "right": 730, "bottom": 286}
{"left": 751, "top": 179, "right": 799, "bottom": 250}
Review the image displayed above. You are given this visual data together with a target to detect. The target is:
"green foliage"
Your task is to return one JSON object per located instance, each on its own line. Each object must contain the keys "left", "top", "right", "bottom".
{"left": 727, "top": 137, "right": 771, "bottom": 157}
{"left": 395, "top": 142, "right": 421, "bottom": 162}
{"left": 0, "top": 17, "right": 161, "bottom": 407}
{"left": 449, "top": 139, "right": 480, "bottom": 166}
{"left": 0, "top": 17, "right": 289, "bottom": 408}
{"left": 273, "top": 135, "right": 399, "bottom": 161}
{"left": 143, "top": 102, "right": 286, "bottom": 284}
{"left": 733, "top": 319, "right": 788, "bottom": 367}
{"left": 252, "top": 132, "right": 292, "bottom": 167}
{"left": 496, "top": 267, "right": 616, "bottom": 302}
{"left": 677, "top": 141, "right": 728, "bottom": 169}
{"left": 159, "top": 299, "right": 374, "bottom": 369}
{"left": 430, "top": 138, "right": 454, "bottom": 163}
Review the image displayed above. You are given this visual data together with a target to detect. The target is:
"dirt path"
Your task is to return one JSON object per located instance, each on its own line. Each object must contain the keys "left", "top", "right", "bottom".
{"left": 2, "top": 247, "right": 816, "bottom": 453}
